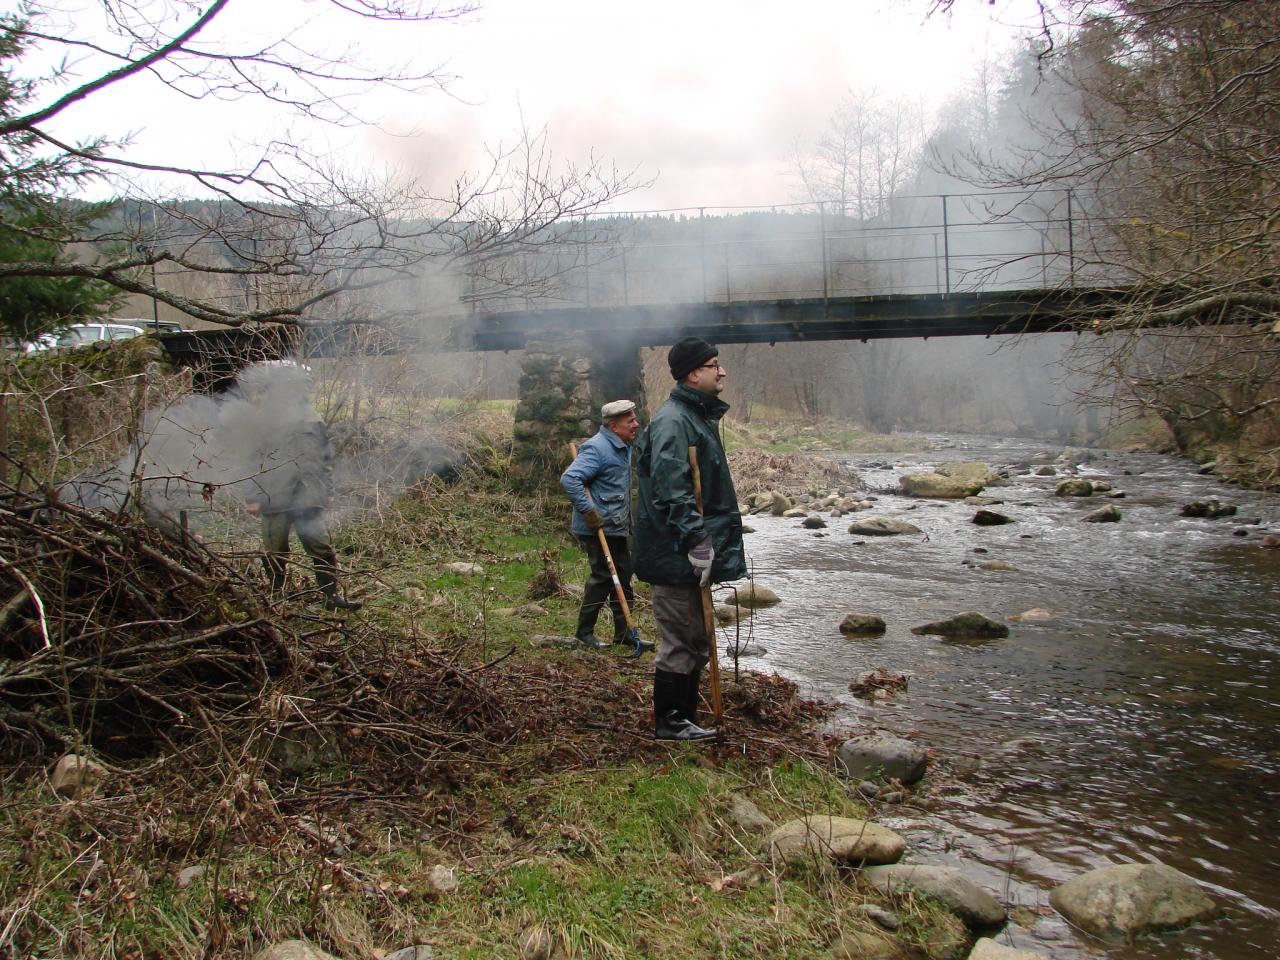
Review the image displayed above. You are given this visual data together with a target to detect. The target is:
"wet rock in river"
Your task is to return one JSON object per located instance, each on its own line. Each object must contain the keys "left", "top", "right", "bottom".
{"left": 972, "top": 509, "right": 1014, "bottom": 526}
{"left": 1261, "top": 535, "right": 1280, "bottom": 549}
{"left": 713, "top": 604, "right": 740, "bottom": 624}
{"left": 783, "top": 507, "right": 808, "bottom": 518}
{"left": 839, "top": 612, "right": 887, "bottom": 635}
{"left": 1034, "top": 465, "right": 1056, "bottom": 476}
{"left": 1081, "top": 504, "right": 1122, "bottom": 523}
{"left": 734, "top": 581, "right": 781, "bottom": 608}
{"left": 770, "top": 491, "right": 793, "bottom": 516}
{"left": 1049, "top": 862, "right": 1216, "bottom": 941}
{"left": 1009, "top": 607, "right": 1058, "bottom": 622}
{"left": 911, "top": 612, "right": 1009, "bottom": 639}
{"left": 978, "top": 560, "right": 1018, "bottom": 572}
{"left": 849, "top": 669, "right": 909, "bottom": 699}
{"left": 1091, "top": 479, "right": 1113, "bottom": 492}
{"left": 802, "top": 513, "right": 827, "bottom": 528}
{"left": 937, "top": 461, "right": 1002, "bottom": 485}
{"left": 1180, "top": 499, "right": 1237, "bottom": 519}
{"left": 836, "top": 731, "right": 926, "bottom": 784}
{"left": 1054, "top": 478, "right": 1094, "bottom": 497}
{"left": 861, "top": 864, "right": 1006, "bottom": 928}
{"left": 848, "top": 517, "right": 923, "bottom": 536}
{"left": 900, "top": 471, "right": 984, "bottom": 499}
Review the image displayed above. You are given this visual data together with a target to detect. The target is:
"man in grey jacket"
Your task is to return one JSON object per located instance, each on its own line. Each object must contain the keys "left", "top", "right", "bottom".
{"left": 560, "top": 399, "right": 641, "bottom": 649}
{"left": 241, "top": 370, "right": 361, "bottom": 612}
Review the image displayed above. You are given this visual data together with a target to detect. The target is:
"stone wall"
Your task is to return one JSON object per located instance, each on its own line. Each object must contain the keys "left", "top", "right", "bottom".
{"left": 511, "top": 334, "right": 646, "bottom": 490}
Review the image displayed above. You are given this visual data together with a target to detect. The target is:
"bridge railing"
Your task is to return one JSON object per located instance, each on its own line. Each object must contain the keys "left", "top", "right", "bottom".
{"left": 461, "top": 188, "right": 1120, "bottom": 314}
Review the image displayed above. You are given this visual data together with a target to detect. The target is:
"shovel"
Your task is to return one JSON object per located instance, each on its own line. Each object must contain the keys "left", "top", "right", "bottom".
{"left": 568, "top": 442, "right": 652, "bottom": 659}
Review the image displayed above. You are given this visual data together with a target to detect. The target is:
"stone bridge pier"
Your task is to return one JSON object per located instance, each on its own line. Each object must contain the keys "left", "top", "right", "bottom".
{"left": 512, "top": 334, "right": 647, "bottom": 490}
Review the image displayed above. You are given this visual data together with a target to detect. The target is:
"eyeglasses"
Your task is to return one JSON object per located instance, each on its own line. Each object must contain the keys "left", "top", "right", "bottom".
{"left": 697, "top": 362, "right": 725, "bottom": 371}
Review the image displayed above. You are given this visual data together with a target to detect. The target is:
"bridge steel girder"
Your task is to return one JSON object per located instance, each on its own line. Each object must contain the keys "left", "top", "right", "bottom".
{"left": 464, "top": 287, "right": 1134, "bottom": 352}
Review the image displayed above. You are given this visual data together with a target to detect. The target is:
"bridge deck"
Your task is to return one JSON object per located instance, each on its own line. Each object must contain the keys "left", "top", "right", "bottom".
{"left": 464, "top": 287, "right": 1130, "bottom": 351}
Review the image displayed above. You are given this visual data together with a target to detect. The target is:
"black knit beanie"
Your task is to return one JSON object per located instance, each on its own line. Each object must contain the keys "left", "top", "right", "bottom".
{"left": 668, "top": 336, "right": 718, "bottom": 381}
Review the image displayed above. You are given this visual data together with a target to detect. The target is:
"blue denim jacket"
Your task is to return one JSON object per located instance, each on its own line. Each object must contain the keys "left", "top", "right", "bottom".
{"left": 560, "top": 426, "right": 632, "bottom": 538}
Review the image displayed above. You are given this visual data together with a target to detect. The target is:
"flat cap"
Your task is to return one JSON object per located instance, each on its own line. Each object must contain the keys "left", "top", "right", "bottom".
{"left": 601, "top": 399, "right": 637, "bottom": 419}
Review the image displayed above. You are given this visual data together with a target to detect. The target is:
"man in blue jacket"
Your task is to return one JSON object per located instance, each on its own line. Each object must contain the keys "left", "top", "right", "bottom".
{"left": 560, "top": 399, "right": 641, "bottom": 649}
{"left": 634, "top": 337, "right": 746, "bottom": 741}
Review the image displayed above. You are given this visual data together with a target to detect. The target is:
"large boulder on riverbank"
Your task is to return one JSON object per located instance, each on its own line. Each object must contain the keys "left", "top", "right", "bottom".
{"left": 848, "top": 517, "right": 923, "bottom": 536}
{"left": 900, "top": 472, "right": 984, "bottom": 499}
{"left": 251, "top": 943, "right": 340, "bottom": 960}
{"left": 911, "top": 612, "right": 1008, "bottom": 639}
{"left": 1049, "top": 862, "right": 1216, "bottom": 941}
{"left": 836, "top": 733, "right": 927, "bottom": 784}
{"left": 862, "top": 865, "right": 1005, "bottom": 928}
{"left": 765, "top": 816, "right": 906, "bottom": 867}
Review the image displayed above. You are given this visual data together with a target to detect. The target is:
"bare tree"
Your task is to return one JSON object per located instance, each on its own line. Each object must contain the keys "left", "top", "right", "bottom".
{"left": 0, "top": 1, "right": 639, "bottom": 332}
{"left": 928, "top": 0, "right": 1279, "bottom": 481}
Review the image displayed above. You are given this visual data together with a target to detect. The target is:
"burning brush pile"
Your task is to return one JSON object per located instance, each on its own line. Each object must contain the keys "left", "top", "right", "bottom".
{"left": 0, "top": 470, "right": 517, "bottom": 773}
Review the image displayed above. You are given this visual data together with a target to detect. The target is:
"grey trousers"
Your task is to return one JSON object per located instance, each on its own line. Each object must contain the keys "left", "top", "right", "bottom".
{"left": 260, "top": 507, "right": 337, "bottom": 592}
{"left": 651, "top": 582, "right": 709, "bottom": 675}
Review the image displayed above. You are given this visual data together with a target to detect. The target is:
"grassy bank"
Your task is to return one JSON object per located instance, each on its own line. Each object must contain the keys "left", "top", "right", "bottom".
{"left": 0, "top": 393, "right": 970, "bottom": 959}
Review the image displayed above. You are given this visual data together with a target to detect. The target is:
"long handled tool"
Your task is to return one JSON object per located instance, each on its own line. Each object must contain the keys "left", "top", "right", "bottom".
{"left": 687, "top": 445, "right": 723, "bottom": 723}
{"left": 568, "top": 442, "right": 650, "bottom": 659}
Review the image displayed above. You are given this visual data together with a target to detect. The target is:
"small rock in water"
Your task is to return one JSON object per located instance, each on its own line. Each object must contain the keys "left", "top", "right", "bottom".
{"left": 848, "top": 669, "right": 910, "bottom": 698}
{"left": 1081, "top": 504, "right": 1122, "bottom": 523}
{"left": 802, "top": 513, "right": 827, "bottom": 528}
{"left": 911, "top": 612, "right": 1009, "bottom": 639}
{"left": 979, "top": 560, "right": 1017, "bottom": 572}
{"left": 972, "top": 509, "right": 1014, "bottom": 526}
{"left": 1054, "top": 478, "right": 1093, "bottom": 497}
{"left": 972, "top": 546, "right": 989, "bottom": 554}
{"left": 1009, "top": 607, "right": 1057, "bottom": 622}
{"left": 1180, "top": 499, "right": 1237, "bottom": 519}
{"left": 735, "top": 582, "right": 781, "bottom": 608}
{"left": 839, "top": 612, "right": 886, "bottom": 636}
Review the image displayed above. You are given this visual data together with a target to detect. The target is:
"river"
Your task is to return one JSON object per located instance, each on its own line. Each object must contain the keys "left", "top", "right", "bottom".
{"left": 727, "top": 436, "right": 1279, "bottom": 959}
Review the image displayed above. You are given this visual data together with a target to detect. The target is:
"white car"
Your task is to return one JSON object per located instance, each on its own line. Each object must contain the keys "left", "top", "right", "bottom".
{"left": 25, "top": 322, "right": 146, "bottom": 352}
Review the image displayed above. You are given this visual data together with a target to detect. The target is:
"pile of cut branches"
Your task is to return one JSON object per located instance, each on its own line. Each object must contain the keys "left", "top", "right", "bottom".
{"left": 0, "top": 473, "right": 296, "bottom": 758}
{"left": 0, "top": 470, "right": 516, "bottom": 773}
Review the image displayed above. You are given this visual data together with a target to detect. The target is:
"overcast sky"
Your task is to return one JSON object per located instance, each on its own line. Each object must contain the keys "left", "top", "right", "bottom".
{"left": 365, "top": 0, "right": 1045, "bottom": 210}
{"left": 35, "top": 0, "right": 1048, "bottom": 212}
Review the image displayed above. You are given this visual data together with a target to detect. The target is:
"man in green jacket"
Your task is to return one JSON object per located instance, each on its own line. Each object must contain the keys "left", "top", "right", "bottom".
{"left": 634, "top": 336, "right": 746, "bottom": 741}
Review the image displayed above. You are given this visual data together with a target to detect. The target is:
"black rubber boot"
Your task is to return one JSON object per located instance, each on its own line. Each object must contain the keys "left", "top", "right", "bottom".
{"left": 575, "top": 604, "right": 606, "bottom": 649}
{"left": 316, "top": 565, "right": 362, "bottom": 611}
{"left": 685, "top": 666, "right": 705, "bottom": 727}
{"left": 654, "top": 670, "right": 718, "bottom": 742}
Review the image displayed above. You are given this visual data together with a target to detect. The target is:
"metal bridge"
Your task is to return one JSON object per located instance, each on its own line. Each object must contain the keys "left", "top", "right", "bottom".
{"left": 163, "top": 188, "right": 1143, "bottom": 373}
{"left": 452, "top": 187, "right": 1133, "bottom": 349}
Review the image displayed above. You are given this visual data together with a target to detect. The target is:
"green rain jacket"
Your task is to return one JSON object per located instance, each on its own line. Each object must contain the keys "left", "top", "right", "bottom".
{"left": 633, "top": 384, "right": 746, "bottom": 586}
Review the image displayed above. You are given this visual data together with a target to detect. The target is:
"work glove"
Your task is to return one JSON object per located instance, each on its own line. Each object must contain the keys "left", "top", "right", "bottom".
{"left": 688, "top": 536, "right": 714, "bottom": 588}
{"left": 584, "top": 508, "right": 604, "bottom": 530}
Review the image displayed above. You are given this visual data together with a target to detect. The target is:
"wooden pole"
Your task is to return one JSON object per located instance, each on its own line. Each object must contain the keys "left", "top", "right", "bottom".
{"left": 687, "top": 445, "right": 723, "bottom": 722}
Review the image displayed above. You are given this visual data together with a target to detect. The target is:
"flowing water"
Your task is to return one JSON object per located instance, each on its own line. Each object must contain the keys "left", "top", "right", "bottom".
{"left": 728, "top": 436, "right": 1279, "bottom": 959}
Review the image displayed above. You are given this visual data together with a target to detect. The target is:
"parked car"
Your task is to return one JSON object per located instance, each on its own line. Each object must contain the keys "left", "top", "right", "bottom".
{"left": 25, "top": 322, "right": 146, "bottom": 352}
{"left": 111, "top": 318, "right": 188, "bottom": 334}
